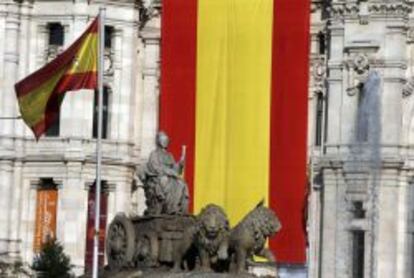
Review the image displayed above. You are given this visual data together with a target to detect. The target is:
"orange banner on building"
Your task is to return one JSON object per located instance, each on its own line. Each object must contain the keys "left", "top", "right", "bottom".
{"left": 34, "top": 189, "right": 58, "bottom": 252}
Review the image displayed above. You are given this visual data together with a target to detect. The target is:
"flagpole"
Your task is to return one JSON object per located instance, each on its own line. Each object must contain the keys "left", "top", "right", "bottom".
{"left": 92, "top": 7, "right": 105, "bottom": 278}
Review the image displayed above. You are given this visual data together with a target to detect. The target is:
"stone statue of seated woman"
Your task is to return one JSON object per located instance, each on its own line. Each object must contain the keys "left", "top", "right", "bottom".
{"left": 138, "top": 131, "right": 189, "bottom": 215}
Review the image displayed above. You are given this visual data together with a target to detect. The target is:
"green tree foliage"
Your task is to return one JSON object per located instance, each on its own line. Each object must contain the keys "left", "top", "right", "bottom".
{"left": 32, "top": 239, "right": 73, "bottom": 278}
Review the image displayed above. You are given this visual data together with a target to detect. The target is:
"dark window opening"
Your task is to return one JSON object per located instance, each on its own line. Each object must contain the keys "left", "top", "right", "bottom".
{"left": 93, "top": 87, "right": 110, "bottom": 139}
{"left": 318, "top": 32, "right": 326, "bottom": 55}
{"left": 48, "top": 23, "right": 64, "bottom": 46}
{"left": 315, "top": 93, "right": 324, "bottom": 146}
{"left": 353, "top": 201, "right": 366, "bottom": 219}
{"left": 352, "top": 230, "right": 365, "bottom": 278}
{"left": 39, "top": 178, "right": 58, "bottom": 190}
{"left": 45, "top": 113, "right": 60, "bottom": 137}
{"left": 105, "top": 26, "right": 114, "bottom": 49}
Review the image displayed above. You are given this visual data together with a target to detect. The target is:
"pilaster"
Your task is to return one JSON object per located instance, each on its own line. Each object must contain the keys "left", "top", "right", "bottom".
{"left": 57, "top": 162, "right": 87, "bottom": 270}
{"left": 0, "top": 161, "right": 14, "bottom": 256}
{"left": 139, "top": 21, "right": 160, "bottom": 158}
{"left": 15, "top": 1, "right": 33, "bottom": 141}
{"left": 2, "top": 2, "right": 20, "bottom": 138}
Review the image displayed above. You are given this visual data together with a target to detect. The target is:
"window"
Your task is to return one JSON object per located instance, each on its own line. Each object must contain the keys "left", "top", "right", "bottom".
{"left": 48, "top": 23, "right": 64, "bottom": 46}
{"left": 351, "top": 230, "right": 365, "bottom": 278}
{"left": 318, "top": 32, "right": 326, "bottom": 55}
{"left": 93, "top": 87, "right": 110, "bottom": 139}
{"left": 315, "top": 93, "right": 324, "bottom": 146}
{"left": 105, "top": 26, "right": 114, "bottom": 49}
{"left": 353, "top": 201, "right": 366, "bottom": 219}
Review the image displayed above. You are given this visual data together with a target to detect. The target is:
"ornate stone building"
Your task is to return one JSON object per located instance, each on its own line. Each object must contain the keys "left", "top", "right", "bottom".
{"left": 0, "top": 0, "right": 160, "bottom": 275}
{"left": 2, "top": 0, "right": 414, "bottom": 277}
{"left": 308, "top": 0, "right": 414, "bottom": 277}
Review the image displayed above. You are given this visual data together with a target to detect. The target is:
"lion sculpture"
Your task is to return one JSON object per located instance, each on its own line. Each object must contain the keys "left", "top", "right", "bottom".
{"left": 229, "top": 201, "right": 281, "bottom": 273}
{"left": 194, "top": 204, "right": 230, "bottom": 272}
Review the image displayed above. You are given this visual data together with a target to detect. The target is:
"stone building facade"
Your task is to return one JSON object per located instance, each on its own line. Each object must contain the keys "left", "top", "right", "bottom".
{"left": 308, "top": 0, "right": 414, "bottom": 277}
{"left": 2, "top": 0, "right": 414, "bottom": 277}
{"left": 0, "top": 0, "right": 160, "bottom": 274}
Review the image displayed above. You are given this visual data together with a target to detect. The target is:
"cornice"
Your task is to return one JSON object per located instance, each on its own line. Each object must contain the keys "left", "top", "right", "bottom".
{"left": 328, "top": 1, "right": 413, "bottom": 21}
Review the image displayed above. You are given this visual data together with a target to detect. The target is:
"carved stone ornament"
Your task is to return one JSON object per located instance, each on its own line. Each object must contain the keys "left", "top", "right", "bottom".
{"left": 312, "top": 59, "right": 326, "bottom": 94}
{"left": 346, "top": 53, "right": 371, "bottom": 96}
{"left": 311, "top": 0, "right": 324, "bottom": 13}
{"left": 312, "top": 60, "right": 326, "bottom": 82}
{"left": 408, "top": 28, "right": 414, "bottom": 44}
{"left": 138, "top": 0, "right": 161, "bottom": 29}
{"left": 328, "top": 3, "right": 360, "bottom": 21}
{"left": 46, "top": 45, "right": 62, "bottom": 62}
{"left": 104, "top": 48, "right": 114, "bottom": 76}
{"left": 403, "top": 77, "right": 414, "bottom": 97}
{"left": 353, "top": 53, "right": 370, "bottom": 75}
{"left": 368, "top": 2, "right": 412, "bottom": 19}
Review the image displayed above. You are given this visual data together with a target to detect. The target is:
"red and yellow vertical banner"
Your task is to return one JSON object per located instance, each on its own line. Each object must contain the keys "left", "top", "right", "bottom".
{"left": 84, "top": 184, "right": 108, "bottom": 272}
{"left": 34, "top": 189, "right": 58, "bottom": 252}
{"left": 161, "top": 0, "right": 310, "bottom": 263}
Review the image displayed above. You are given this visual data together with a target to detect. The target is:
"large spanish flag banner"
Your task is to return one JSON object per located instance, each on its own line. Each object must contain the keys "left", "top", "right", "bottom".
{"left": 161, "top": 0, "right": 310, "bottom": 264}
{"left": 15, "top": 16, "right": 99, "bottom": 139}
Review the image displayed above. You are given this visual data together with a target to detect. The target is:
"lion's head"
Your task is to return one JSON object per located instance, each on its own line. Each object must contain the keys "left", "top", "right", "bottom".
{"left": 251, "top": 205, "right": 281, "bottom": 237}
{"left": 238, "top": 201, "right": 282, "bottom": 238}
{"left": 196, "top": 204, "right": 230, "bottom": 254}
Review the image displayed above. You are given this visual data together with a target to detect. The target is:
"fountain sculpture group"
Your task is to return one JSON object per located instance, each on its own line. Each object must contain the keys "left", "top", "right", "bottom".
{"left": 105, "top": 132, "right": 281, "bottom": 276}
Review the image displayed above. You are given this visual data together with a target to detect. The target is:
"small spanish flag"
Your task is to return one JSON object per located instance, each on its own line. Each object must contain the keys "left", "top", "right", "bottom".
{"left": 15, "top": 16, "right": 99, "bottom": 139}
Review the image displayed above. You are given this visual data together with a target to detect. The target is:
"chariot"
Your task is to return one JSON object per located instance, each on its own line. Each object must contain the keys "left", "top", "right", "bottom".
{"left": 105, "top": 213, "right": 196, "bottom": 270}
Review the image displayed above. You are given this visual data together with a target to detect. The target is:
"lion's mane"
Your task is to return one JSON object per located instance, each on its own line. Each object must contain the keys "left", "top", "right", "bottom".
{"left": 196, "top": 204, "right": 230, "bottom": 256}
{"left": 233, "top": 204, "right": 281, "bottom": 252}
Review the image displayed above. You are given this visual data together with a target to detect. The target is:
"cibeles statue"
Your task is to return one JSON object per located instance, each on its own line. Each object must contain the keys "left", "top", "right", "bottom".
{"left": 138, "top": 131, "right": 189, "bottom": 215}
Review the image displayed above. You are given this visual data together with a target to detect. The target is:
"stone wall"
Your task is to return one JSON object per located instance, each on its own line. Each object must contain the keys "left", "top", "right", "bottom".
{"left": 0, "top": 0, "right": 160, "bottom": 275}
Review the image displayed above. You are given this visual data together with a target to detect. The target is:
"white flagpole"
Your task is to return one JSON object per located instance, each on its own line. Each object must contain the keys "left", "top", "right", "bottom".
{"left": 92, "top": 7, "right": 105, "bottom": 278}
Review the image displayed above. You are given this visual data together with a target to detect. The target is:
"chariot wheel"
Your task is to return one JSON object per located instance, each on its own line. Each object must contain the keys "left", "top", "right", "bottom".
{"left": 106, "top": 213, "right": 135, "bottom": 269}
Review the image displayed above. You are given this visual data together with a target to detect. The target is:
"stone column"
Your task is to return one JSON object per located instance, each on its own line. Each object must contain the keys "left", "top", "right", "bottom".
{"left": 381, "top": 23, "right": 406, "bottom": 154}
{"left": 395, "top": 171, "right": 409, "bottom": 278}
{"left": 114, "top": 178, "right": 133, "bottom": 214}
{"left": 106, "top": 183, "right": 117, "bottom": 227}
{"left": 110, "top": 27, "right": 125, "bottom": 140}
{"left": 307, "top": 165, "right": 323, "bottom": 278}
{"left": 376, "top": 169, "right": 401, "bottom": 278}
{"left": 0, "top": 4, "right": 6, "bottom": 82}
{"left": 8, "top": 161, "right": 23, "bottom": 259}
{"left": 15, "top": 1, "right": 33, "bottom": 142}
{"left": 320, "top": 168, "right": 339, "bottom": 277}
{"left": 57, "top": 162, "right": 87, "bottom": 272}
{"left": 326, "top": 23, "right": 344, "bottom": 155}
{"left": 0, "top": 161, "right": 14, "bottom": 256}
{"left": 1, "top": 3, "right": 20, "bottom": 139}
{"left": 20, "top": 178, "right": 38, "bottom": 263}
{"left": 139, "top": 26, "right": 160, "bottom": 158}
{"left": 61, "top": 16, "right": 88, "bottom": 139}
